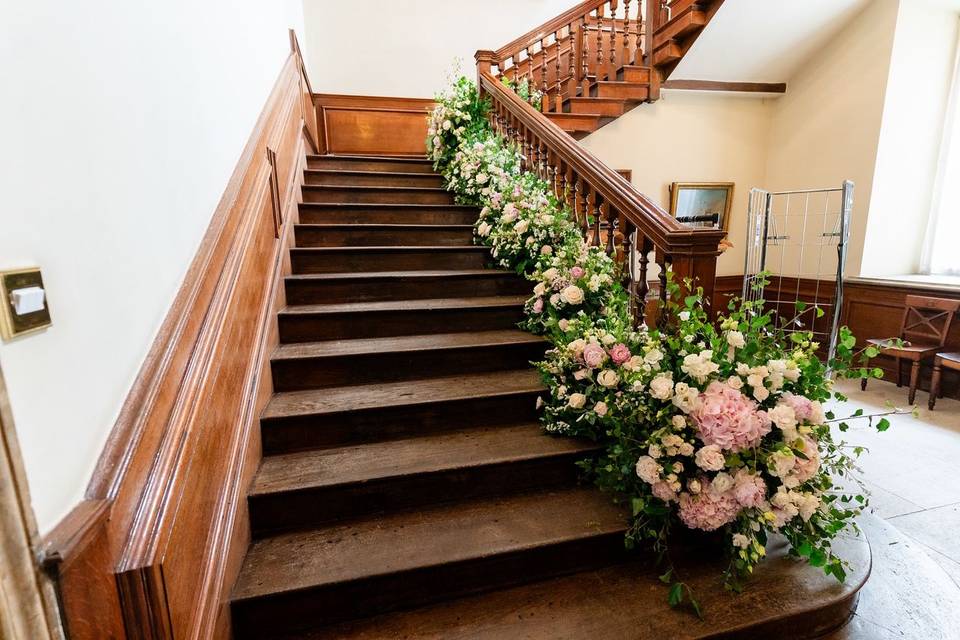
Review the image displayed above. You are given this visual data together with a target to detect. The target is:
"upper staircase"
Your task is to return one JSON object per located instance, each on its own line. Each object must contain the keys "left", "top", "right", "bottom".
{"left": 483, "top": 0, "right": 725, "bottom": 138}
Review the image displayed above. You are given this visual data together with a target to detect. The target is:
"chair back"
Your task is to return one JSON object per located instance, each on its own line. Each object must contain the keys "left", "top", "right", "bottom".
{"left": 899, "top": 295, "right": 960, "bottom": 346}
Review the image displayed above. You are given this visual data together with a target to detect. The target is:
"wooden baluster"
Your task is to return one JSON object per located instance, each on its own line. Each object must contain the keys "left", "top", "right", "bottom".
{"left": 566, "top": 23, "right": 576, "bottom": 102}
{"left": 637, "top": 237, "right": 652, "bottom": 327}
{"left": 552, "top": 159, "right": 561, "bottom": 201}
{"left": 658, "top": 253, "right": 669, "bottom": 329}
{"left": 540, "top": 38, "right": 548, "bottom": 112}
{"left": 576, "top": 179, "right": 589, "bottom": 236}
{"left": 558, "top": 161, "right": 569, "bottom": 204}
{"left": 524, "top": 46, "right": 533, "bottom": 101}
{"left": 596, "top": 5, "right": 604, "bottom": 81}
{"left": 537, "top": 141, "right": 547, "bottom": 179}
{"left": 580, "top": 15, "right": 589, "bottom": 95}
{"left": 591, "top": 191, "right": 602, "bottom": 247}
{"left": 623, "top": 0, "right": 632, "bottom": 65}
{"left": 554, "top": 30, "right": 562, "bottom": 112}
{"left": 604, "top": 202, "right": 615, "bottom": 255}
{"left": 609, "top": 1, "right": 617, "bottom": 72}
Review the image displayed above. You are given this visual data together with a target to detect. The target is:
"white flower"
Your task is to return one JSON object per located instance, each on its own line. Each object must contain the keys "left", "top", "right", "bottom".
{"left": 695, "top": 445, "right": 725, "bottom": 471}
{"left": 809, "top": 400, "right": 826, "bottom": 425}
{"left": 648, "top": 444, "right": 663, "bottom": 458}
{"left": 797, "top": 492, "right": 821, "bottom": 522}
{"left": 533, "top": 282, "right": 546, "bottom": 296}
{"left": 672, "top": 461, "right": 684, "bottom": 473}
{"left": 649, "top": 375, "right": 674, "bottom": 400}
{"left": 442, "top": 120, "right": 452, "bottom": 130}
{"left": 601, "top": 333, "right": 617, "bottom": 346}
{"left": 644, "top": 348, "right": 664, "bottom": 365}
{"left": 543, "top": 267, "right": 559, "bottom": 282}
{"left": 567, "top": 393, "right": 586, "bottom": 409}
{"left": 536, "top": 396, "right": 544, "bottom": 409}
{"left": 573, "top": 368, "right": 591, "bottom": 381}
{"left": 769, "top": 450, "right": 796, "bottom": 478}
{"left": 726, "top": 330, "right": 745, "bottom": 348}
{"left": 597, "top": 369, "right": 620, "bottom": 388}
{"left": 768, "top": 404, "right": 797, "bottom": 431}
{"left": 477, "top": 221, "right": 492, "bottom": 237}
{"left": 594, "top": 401, "right": 608, "bottom": 417}
{"left": 672, "top": 382, "right": 701, "bottom": 414}
{"left": 475, "top": 172, "right": 489, "bottom": 184}
{"left": 635, "top": 456, "right": 662, "bottom": 484}
{"left": 712, "top": 472, "right": 734, "bottom": 493}
{"left": 732, "top": 533, "right": 750, "bottom": 549}
{"left": 680, "top": 350, "right": 719, "bottom": 383}
{"left": 736, "top": 363, "right": 751, "bottom": 376}
{"left": 558, "top": 319, "right": 569, "bottom": 331}
{"left": 753, "top": 385, "right": 770, "bottom": 402}
{"left": 678, "top": 442, "right": 695, "bottom": 456}
{"left": 514, "top": 219, "right": 529, "bottom": 234}
{"left": 541, "top": 245, "right": 553, "bottom": 255}
{"left": 679, "top": 311, "right": 691, "bottom": 321}
{"left": 549, "top": 293, "right": 560, "bottom": 306}
{"left": 560, "top": 285, "right": 585, "bottom": 305}
{"left": 588, "top": 274, "right": 602, "bottom": 292}
{"left": 671, "top": 415, "right": 687, "bottom": 430}
{"left": 567, "top": 339, "right": 586, "bottom": 355}
{"left": 727, "top": 376, "right": 744, "bottom": 390}
{"left": 688, "top": 479, "right": 702, "bottom": 494}
{"left": 623, "top": 355, "right": 645, "bottom": 372}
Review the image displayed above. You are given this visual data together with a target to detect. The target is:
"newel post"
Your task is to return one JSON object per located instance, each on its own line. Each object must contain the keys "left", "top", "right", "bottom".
{"left": 644, "top": 0, "right": 663, "bottom": 101}
{"left": 475, "top": 50, "right": 496, "bottom": 96}
{"left": 670, "top": 246, "right": 720, "bottom": 316}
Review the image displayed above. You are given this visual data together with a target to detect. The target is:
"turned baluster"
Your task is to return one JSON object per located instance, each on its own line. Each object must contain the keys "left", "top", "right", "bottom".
{"left": 636, "top": 237, "right": 652, "bottom": 327}
{"left": 575, "top": 179, "right": 589, "bottom": 235}
{"left": 579, "top": 15, "right": 589, "bottom": 95}
{"left": 591, "top": 191, "right": 602, "bottom": 247}
{"left": 552, "top": 159, "right": 561, "bottom": 201}
{"left": 657, "top": 254, "right": 670, "bottom": 330}
{"left": 609, "top": 1, "right": 617, "bottom": 71}
{"left": 539, "top": 38, "right": 548, "bottom": 112}
{"left": 554, "top": 30, "right": 562, "bottom": 111}
{"left": 604, "top": 202, "right": 615, "bottom": 255}
{"left": 596, "top": 5, "right": 604, "bottom": 81}
{"left": 537, "top": 140, "right": 547, "bottom": 179}
{"left": 524, "top": 46, "right": 533, "bottom": 101}
{"left": 623, "top": 0, "right": 632, "bottom": 64}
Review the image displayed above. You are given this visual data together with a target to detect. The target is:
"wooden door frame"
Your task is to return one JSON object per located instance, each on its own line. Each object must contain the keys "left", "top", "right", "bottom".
{"left": 0, "top": 362, "right": 63, "bottom": 639}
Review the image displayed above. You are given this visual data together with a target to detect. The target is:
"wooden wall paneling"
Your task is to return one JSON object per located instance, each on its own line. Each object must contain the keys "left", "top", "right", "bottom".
{"left": 42, "top": 41, "right": 311, "bottom": 640}
{"left": 313, "top": 94, "right": 436, "bottom": 157}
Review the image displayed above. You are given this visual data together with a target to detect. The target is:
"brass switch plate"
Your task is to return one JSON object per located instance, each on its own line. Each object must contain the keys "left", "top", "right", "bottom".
{"left": 0, "top": 268, "right": 52, "bottom": 340}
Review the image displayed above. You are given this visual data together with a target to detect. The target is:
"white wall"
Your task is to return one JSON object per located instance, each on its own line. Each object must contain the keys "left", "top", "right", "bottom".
{"left": 0, "top": 0, "right": 305, "bottom": 532}
{"left": 302, "top": 0, "right": 572, "bottom": 97}
{"left": 861, "top": 1, "right": 959, "bottom": 276}
{"left": 580, "top": 92, "right": 774, "bottom": 276}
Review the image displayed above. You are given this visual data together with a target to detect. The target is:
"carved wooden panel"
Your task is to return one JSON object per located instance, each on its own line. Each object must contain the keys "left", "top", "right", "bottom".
{"left": 314, "top": 94, "right": 435, "bottom": 157}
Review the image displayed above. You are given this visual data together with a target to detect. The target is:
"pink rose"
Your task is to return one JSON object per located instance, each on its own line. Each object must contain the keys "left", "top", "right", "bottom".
{"left": 792, "top": 436, "right": 821, "bottom": 483}
{"left": 608, "top": 343, "right": 631, "bottom": 365}
{"left": 570, "top": 266, "right": 585, "bottom": 279}
{"left": 691, "top": 381, "right": 772, "bottom": 452}
{"left": 532, "top": 298, "right": 544, "bottom": 313}
{"left": 733, "top": 469, "right": 767, "bottom": 508}
{"left": 582, "top": 342, "right": 607, "bottom": 369}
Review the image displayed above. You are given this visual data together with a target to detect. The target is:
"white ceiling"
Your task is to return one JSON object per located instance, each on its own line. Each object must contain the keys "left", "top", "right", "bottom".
{"left": 672, "top": 0, "right": 873, "bottom": 83}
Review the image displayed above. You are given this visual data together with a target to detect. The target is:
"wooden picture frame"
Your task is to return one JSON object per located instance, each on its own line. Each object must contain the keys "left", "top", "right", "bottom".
{"left": 669, "top": 182, "right": 734, "bottom": 232}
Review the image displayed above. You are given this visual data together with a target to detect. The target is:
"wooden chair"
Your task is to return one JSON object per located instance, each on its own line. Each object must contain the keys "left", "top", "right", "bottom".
{"left": 861, "top": 295, "right": 960, "bottom": 405}
{"left": 929, "top": 352, "right": 960, "bottom": 410}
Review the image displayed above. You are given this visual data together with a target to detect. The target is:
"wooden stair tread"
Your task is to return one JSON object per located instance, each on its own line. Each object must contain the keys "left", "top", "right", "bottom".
{"left": 263, "top": 369, "right": 544, "bottom": 420}
{"left": 286, "top": 269, "right": 513, "bottom": 282}
{"left": 273, "top": 329, "right": 543, "bottom": 360}
{"left": 280, "top": 295, "right": 527, "bottom": 316}
{"left": 298, "top": 202, "right": 477, "bottom": 210}
{"left": 289, "top": 245, "right": 487, "bottom": 253}
{"left": 232, "top": 487, "right": 626, "bottom": 601}
{"left": 251, "top": 423, "right": 596, "bottom": 496}
{"left": 294, "top": 223, "right": 474, "bottom": 230}
{"left": 303, "top": 184, "right": 450, "bottom": 193}
{"left": 304, "top": 169, "right": 440, "bottom": 178}
{"left": 308, "top": 154, "right": 431, "bottom": 163}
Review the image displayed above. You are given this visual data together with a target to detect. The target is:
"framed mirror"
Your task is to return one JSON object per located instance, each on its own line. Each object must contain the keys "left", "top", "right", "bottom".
{"left": 669, "top": 182, "right": 734, "bottom": 231}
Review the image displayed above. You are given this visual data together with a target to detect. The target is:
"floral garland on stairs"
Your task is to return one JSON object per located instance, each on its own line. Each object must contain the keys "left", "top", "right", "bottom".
{"left": 427, "top": 76, "right": 898, "bottom": 612}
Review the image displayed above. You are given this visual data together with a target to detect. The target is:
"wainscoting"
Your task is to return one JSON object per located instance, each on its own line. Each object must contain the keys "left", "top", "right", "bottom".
{"left": 313, "top": 94, "right": 435, "bottom": 157}
{"left": 40, "top": 36, "right": 316, "bottom": 639}
{"left": 714, "top": 275, "right": 960, "bottom": 401}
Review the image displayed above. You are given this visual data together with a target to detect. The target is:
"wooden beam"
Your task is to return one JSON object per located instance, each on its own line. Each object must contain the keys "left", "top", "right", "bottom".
{"left": 663, "top": 79, "right": 787, "bottom": 93}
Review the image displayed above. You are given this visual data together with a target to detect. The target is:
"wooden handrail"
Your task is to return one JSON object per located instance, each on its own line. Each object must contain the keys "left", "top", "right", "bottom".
{"left": 475, "top": 63, "right": 722, "bottom": 321}
{"left": 493, "top": 0, "right": 607, "bottom": 62}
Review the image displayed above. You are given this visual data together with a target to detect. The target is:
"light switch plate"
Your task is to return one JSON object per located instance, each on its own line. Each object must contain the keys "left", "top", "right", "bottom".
{"left": 0, "top": 268, "right": 52, "bottom": 340}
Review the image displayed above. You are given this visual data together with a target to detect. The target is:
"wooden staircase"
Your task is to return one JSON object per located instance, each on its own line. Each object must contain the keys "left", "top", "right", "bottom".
{"left": 487, "top": 0, "right": 725, "bottom": 139}
{"left": 228, "top": 154, "right": 631, "bottom": 638}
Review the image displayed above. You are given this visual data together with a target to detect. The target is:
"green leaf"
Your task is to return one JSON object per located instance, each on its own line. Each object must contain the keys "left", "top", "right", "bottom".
{"left": 876, "top": 417, "right": 891, "bottom": 432}
{"left": 668, "top": 583, "right": 684, "bottom": 607}
{"left": 659, "top": 569, "right": 673, "bottom": 585}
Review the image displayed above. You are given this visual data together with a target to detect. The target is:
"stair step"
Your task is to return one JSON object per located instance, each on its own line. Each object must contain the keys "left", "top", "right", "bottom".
{"left": 593, "top": 82, "right": 650, "bottom": 100}
{"left": 653, "top": 41, "right": 683, "bottom": 65}
{"left": 248, "top": 424, "right": 599, "bottom": 535}
{"left": 230, "top": 487, "right": 627, "bottom": 636}
{"left": 304, "top": 169, "right": 444, "bottom": 188}
{"left": 654, "top": 9, "right": 706, "bottom": 45}
{"left": 302, "top": 185, "right": 456, "bottom": 205}
{"left": 261, "top": 369, "right": 544, "bottom": 454}
{"left": 298, "top": 203, "right": 479, "bottom": 225}
{"left": 294, "top": 223, "right": 474, "bottom": 248}
{"left": 277, "top": 295, "right": 527, "bottom": 342}
{"left": 546, "top": 112, "right": 604, "bottom": 132}
{"left": 567, "top": 97, "right": 630, "bottom": 116}
{"left": 290, "top": 246, "right": 489, "bottom": 274}
{"left": 307, "top": 155, "right": 436, "bottom": 174}
{"left": 271, "top": 329, "right": 546, "bottom": 391}
{"left": 284, "top": 270, "right": 530, "bottom": 304}
{"left": 620, "top": 65, "right": 651, "bottom": 83}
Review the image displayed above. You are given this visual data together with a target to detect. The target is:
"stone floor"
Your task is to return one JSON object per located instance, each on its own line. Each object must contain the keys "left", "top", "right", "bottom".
{"left": 831, "top": 378, "right": 960, "bottom": 588}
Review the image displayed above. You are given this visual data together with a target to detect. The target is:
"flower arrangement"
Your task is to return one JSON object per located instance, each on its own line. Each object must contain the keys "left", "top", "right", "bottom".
{"left": 428, "top": 75, "right": 897, "bottom": 613}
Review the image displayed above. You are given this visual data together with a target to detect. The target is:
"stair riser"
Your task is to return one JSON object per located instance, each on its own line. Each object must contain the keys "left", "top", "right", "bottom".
{"left": 278, "top": 305, "right": 526, "bottom": 342}
{"left": 291, "top": 249, "right": 489, "bottom": 274}
{"left": 546, "top": 114, "right": 601, "bottom": 131}
{"left": 569, "top": 100, "right": 625, "bottom": 116}
{"left": 304, "top": 172, "right": 444, "bottom": 188}
{"left": 295, "top": 226, "right": 474, "bottom": 248}
{"left": 249, "top": 452, "right": 594, "bottom": 536}
{"left": 261, "top": 392, "right": 541, "bottom": 455}
{"left": 303, "top": 186, "right": 456, "bottom": 205}
{"left": 285, "top": 274, "right": 531, "bottom": 304}
{"left": 271, "top": 342, "right": 548, "bottom": 391}
{"left": 231, "top": 533, "right": 626, "bottom": 637}
{"left": 595, "top": 85, "right": 649, "bottom": 100}
{"left": 299, "top": 205, "right": 479, "bottom": 225}
{"left": 621, "top": 67, "right": 650, "bottom": 83}
{"left": 307, "top": 157, "right": 436, "bottom": 173}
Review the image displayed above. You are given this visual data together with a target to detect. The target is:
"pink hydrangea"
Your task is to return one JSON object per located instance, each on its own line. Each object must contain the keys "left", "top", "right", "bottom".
{"left": 608, "top": 343, "right": 631, "bottom": 365}
{"left": 780, "top": 393, "right": 824, "bottom": 425}
{"left": 582, "top": 342, "right": 607, "bottom": 368}
{"left": 678, "top": 478, "right": 741, "bottom": 531}
{"left": 691, "top": 381, "right": 772, "bottom": 452}
{"left": 733, "top": 469, "right": 767, "bottom": 508}
{"left": 570, "top": 266, "right": 585, "bottom": 279}
{"left": 651, "top": 481, "right": 677, "bottom": 503}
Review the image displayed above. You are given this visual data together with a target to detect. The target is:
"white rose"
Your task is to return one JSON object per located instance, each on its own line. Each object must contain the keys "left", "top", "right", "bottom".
{"left": 768, "top": 404, "right": 797, "bottom": 431}
{"left": 688, "top": 479, "right": 702, "bottom": 494}
{"left": 679, "top": 311, "right": 691, "bottom": 321}
{"left": 549, "top": 293, "right": 560, "bottom": 306}
{"left": 541, "top": 245, "right": 553, "bottom": 255}
{"left": 543, "top": 267, "right": 559, "bottom": 282}
{"left": 567, "top": 339, "right": 586, "bottom": 355}
{"left": 732, "top": 534, "right": 750, "bottom": 549}
{"left": 648, "top": 444, "right": 663, "bottom": 458}
{"left": 623, "top": 355, "right": 645, "bottom": 372}
{"left": 560, "top": 285, "right": 585, "bottom": 305}
{"left": 712, "top": 472, "right": 734, "bottom": 493}
{"left": 573, "top": 369, "right": 591, "bottom": 381}
{"left": 644, "top": 348, "right": 664, "bottom": 365}
{"left": 477, "top": 221, "right": 492, "bottom": 237}
{"left": 769, "top": 450, "right": 796, "bottom": 478}
{"left": 678, "top": 442, "right": 695, "bottom": 457}
{"left": 567, "top": 393, "right": 586, "bottom": 409}
{"left": 557, "top": 319, "right": 569, "bottom": 331}
{"left": 514, "top": 219, "right": 529, "bottom": 234}
{"left": 597, "top": 369, "right": 620, "bottom": 388}
{"left": 601, "top": 333, "right": 617, "bottom": 346}
{"left": 753, "top": 385, "right": 770, "bottom": 402}
{"left": 594, "top": 401, "right": 608, "bottom": 417}
{"left": 442, "top": 120, "right": 452, "bottom": 130}
{"left": 649, "top": 375, "right": 674, "bottom": 400}
{"left": 671, "top": 415, "right": 687, "bottom": 430}
{"left": 726, "top": 331, "right": 746, "bottom": 349}
{"left": 533, "top": 282, "right": 546, "bottom": 296}
{"left": 727, "top": 376, "right": 744, "bottom": 390}
{"left": 694, "top": 445, "right": 725, "bottom": 471}
{"left": 672, "top": 382, "right": 701, "bottom": 414}
{"left": 635, "top": 456, "right": 662, "bottom": 484}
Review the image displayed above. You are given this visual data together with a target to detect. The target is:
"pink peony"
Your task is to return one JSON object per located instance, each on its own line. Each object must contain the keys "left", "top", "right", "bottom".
{"left": 570, "top": 266, "right": 585, "bottom": 279}
{"left": 532, "top": 298, "right": 544, "bottom": 313}
{"left": 691, "top": 381, "right": 772, "bottom": 452}
{"left": 733, "top": 469, "right": 767, "bottom": 508}
{"left": 608, "top": 343, "right": 631, "bottom": 365}
{"left": 678, "top": 478, "right": 741, "bottom": 531}
{"left": 582, "top": 342, "right": 607, "bottom": 368}
{"left": 781, "top": 393, "right": 824, "bottom": 425}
